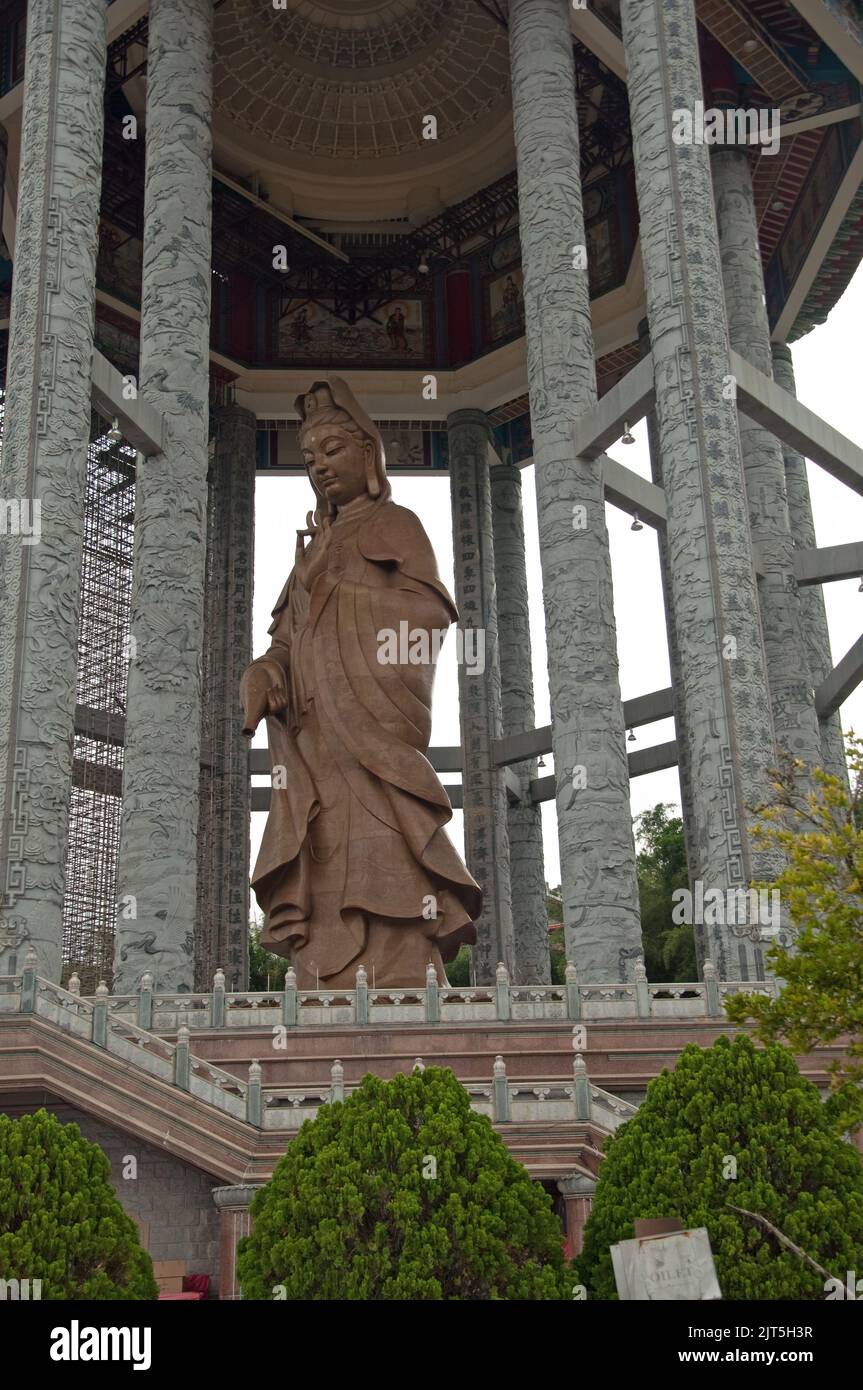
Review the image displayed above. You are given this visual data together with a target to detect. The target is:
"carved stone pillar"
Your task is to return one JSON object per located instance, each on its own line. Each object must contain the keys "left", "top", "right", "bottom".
{"left": 638, "top": 320, "right": 700, "bottom": 924}
{"left": 558, "top": 1173, "right": 596, "bottom": 1258}
{"left": 771, "top": 343, "right": 848, "bottom": 788}
{"left": 712, "top": 148, "right": 822, "bottom": 775}
{"left": 620, "top": 0, "right": 782, "bottom": 981}
{"left": 489, "top": 459, "right": 549, "bottom": 984}
{"left": 114, "top": 0, "right": 213, "bottom": 993}
{"left": 508, "top": 0, "right": 642, "bottom": 982}
{"left": 447, "top": 409, "right": 514, "bottom": 983}
{"left": 0, "top": 0, "right": 107, "bottom": 981}
{"left": 212, "top": 1183, "right": 261, "bottom": 1300}
{"left": 196, "top": 406, "right": 256, "bottom": 990}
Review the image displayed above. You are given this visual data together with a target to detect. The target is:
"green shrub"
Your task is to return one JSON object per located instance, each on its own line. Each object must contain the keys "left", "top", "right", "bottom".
{"left": 238, "top": 1066, "right": 571, "bottom": 1300}
{"left": 0, "top": 1109, "right": 158, "bottom": 1300}
{"left": 577, "top": 1035, "right": 863, "bottom": 1299}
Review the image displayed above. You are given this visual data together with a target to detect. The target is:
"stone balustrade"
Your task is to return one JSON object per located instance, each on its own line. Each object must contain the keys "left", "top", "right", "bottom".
{"left": 48, "top": 958, "right": 776, "bottom": 1033}
{"left": 0, "top": 950, "right": 658, "bottom": 1135}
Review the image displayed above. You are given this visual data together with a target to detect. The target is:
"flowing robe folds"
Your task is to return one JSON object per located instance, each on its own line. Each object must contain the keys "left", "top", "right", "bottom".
{"left": 242, "top": 496, "right": 480, "bottom": 988}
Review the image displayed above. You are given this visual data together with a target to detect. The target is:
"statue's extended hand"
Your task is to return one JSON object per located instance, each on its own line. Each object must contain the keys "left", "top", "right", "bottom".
{"left": 241, "top": 660, "right": 288, "bottom": 737}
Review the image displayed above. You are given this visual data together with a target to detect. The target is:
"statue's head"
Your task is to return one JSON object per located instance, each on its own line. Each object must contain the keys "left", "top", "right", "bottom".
{"left": 295, "top": 377, "right": 390, "bottom": 517}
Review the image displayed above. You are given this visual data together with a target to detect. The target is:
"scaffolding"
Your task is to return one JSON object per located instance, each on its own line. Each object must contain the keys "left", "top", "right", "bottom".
{"left": 61, "top": 414, "right": 136, "bottom": 992}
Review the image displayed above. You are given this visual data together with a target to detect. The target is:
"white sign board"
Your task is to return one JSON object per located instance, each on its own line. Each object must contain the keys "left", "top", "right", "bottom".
{"left": 611, "top": 1228, "right": 722, "bottom": 1300}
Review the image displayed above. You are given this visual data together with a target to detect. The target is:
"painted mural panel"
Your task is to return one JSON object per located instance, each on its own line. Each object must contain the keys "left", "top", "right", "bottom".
{"left": 276, "top": 296, "right": 430, "bottom": 365}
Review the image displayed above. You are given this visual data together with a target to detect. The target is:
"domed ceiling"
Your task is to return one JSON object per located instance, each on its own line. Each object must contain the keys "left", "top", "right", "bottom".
{"left": 212, "top": 0, "right": 515, "bottom": 221}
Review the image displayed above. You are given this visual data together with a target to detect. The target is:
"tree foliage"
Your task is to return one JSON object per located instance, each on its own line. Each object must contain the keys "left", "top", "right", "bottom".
{"left": 237, "top": 1066, "right": 571, "bottom": 1300}
{"left": 634, "top": 804, "right": 695, "bottom": 981}
{"left": 576, "top": 1035, "right": 863, "bottom": 1300}
{"left": 248, "top": 919, "right": 289, "bottom": 992}
{"left": 0, "top": 1110, "right": 158, "bottom": 1300}
{"left": 725, "top": 739, "right": 863, "bottom": 1132}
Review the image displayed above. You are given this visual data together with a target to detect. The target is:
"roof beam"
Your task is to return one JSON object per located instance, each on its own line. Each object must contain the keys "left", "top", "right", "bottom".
{"left": 213, "top": 170, "right": 350, "bottom": 264}
{"left": 815, "top": 634, "right": 863, "bottom": 719}
{"left": 787, "top": 0, "right": 863, "bottom": 86}
{"left": 528, "top": 739, "right": 679, "bottom": 802}
{"left": 571, "top": 353, "right": 655, "bottom": 460}
{"left": 731, "top": 349, "right": 863, "bottom": 495}
{"left": 91, "top": 349, "right": 165, "bottom": 456}
{"left": 601, "top": 454, "right": 667, "bottom": 529}
{"left": 795, "top": 541, "right": 863, "bottom": 587}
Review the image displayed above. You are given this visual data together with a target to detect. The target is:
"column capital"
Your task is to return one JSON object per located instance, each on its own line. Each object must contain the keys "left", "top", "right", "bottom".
{"left": 557, "top": 1173, "right": 596, "bottom": 1199}
{"left": 446, "top": 407, "right": 492, "bottom": 435}
{"left": 211, "top": 1183, "right": 262, "bottom": 1212}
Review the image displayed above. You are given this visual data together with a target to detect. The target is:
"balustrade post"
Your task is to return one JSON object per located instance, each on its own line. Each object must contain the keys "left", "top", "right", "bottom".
{"left": 282, "top": 967, "right": 297, "bottom": 1028}
{"left": 703, "top": 959, "right": 721, "bottom": 1018}
{"left": 20, "top": 947, "right": 38, "bottom": 1015}
{"left": 492, "top": 1055, "right": 510, "bottom": 1122}
{"left": 330, "top": 1059, "right": 345, "bottom": 1104}
{"left": 137, "top": 972, "right": 154, "bottom": 1030}
{"left": 355, "top": 965, "right": 368, "bottom": 1025}
{"left": 565, "top": 962, "right": 581, "bottom": 1021}
{"left": 174, "top": 1024, "right": 190, "bottom": 1089}
{"left": 425, "top": 962, "right": 440, "bottom": 1023}
{"left": 92, "top": 981, "right": 109, "bottom": 1047}
{"left": 246, "top": 1059, "right": 262, "bottom": 1127}
{"left": 495, "top": 961, "right": 511, "bottom": 1021}
{"left": 635, "top": 960, "right": 651, "bottom": 1019}
{"left": 573, "top": 1054, "right": 591, "bottom": 1122}
{"left": 211, "top": 968, "right": 226, "bottom": 1028}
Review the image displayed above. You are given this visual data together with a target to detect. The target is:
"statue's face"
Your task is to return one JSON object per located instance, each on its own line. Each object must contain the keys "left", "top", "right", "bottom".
{"left": 301, "top": 423, "right": 373, "bottom": 508}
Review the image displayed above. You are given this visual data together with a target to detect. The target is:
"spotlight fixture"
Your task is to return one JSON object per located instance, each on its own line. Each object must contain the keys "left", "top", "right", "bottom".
{"left": 418, "top": 252, "right": 430, "bottom": 275}
{"left": 631, "top": 512, "right": 643, "bottom": 532}
{"left": 627, "top": 728, "right": 636, "bottom": 743}
{"left": 107, "top": 418, "right": 122, "bottom": 443}
{"left": 538, "top": 756, "right": 546, "bottom": 769}
{"left": 621, "top": 420, "right": 635, "bottom": 445}
{"left": 742, "top": 38, "right": 758, "bottom": 53}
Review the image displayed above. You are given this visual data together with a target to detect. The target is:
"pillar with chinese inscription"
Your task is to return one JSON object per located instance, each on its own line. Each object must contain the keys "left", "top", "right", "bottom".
{"left": 508, "top": 0, "right": 643, "bottom": 982}
{"left": 620, "top": 0, "right": 782, "bottom": 981}
{"left": 114, "top": 0, "right": 213, "bottom": 993}
{"left": 0, "top": 0, "right": 108, "bottom": 982}
{"left": 771, "top": 343, "right": 848, "bottom": 788}
{"left": 490, "top": 458, "right": 550, "bottom": 984}
{"left": 712, "top": 147, "right": 822, "bottom": 776}
{"left": 447, "top": 409, "right": 515, "bottom": 984}
{"left": 196, "top": 405, "right": 256, "bottom": 990}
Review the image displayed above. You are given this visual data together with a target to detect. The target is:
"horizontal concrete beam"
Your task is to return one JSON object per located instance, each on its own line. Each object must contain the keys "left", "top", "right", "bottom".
{"left": 74, "top": 704, "right": 125, "bottom": 746}
{"left": 251, "top": 736, "right": 681, "bottom": 814}
{"left": 601, "top": 454, "right": 667, "bottom": 529}
{"left": 572, "top": 354, "right": 655, "bottom": 461}
{"left": 528, "top": 739, "right": 678, "bottom": 803}
{"left": 494, "top": 688, "right": 675, "bottom": 769}
{"left": 795, "top": 542, "right": 863, "bottom": 587}
{"left": 731, "top": 350, "right": 863, "bottom": 495}
{"left": 815, "top": 634, "right": 863, "bottom": 720}
{"left": 91, "top": 349, "right": 165, "bottom": 457}
{"left": 250, "top": 745, "right": 462, "bottom": 777}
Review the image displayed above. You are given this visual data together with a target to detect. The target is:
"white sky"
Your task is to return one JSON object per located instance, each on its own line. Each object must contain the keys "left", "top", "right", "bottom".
{"left": 250, "top": 262, "right": 863, "bottom": 888}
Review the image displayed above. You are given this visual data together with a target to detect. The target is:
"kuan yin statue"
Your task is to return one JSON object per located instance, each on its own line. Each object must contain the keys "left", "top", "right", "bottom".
{"left": 240, "top": 377, "right": 480, "bottom": 988}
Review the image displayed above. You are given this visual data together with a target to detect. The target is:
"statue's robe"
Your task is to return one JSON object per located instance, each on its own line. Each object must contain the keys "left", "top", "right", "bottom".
{"left": 242, "top": 494, "right": 480, "bottom": 988}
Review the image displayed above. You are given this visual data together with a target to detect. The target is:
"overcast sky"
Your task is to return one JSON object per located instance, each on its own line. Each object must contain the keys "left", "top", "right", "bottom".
{"left": 250, "top": 262, "right": 863, "bottom": 889}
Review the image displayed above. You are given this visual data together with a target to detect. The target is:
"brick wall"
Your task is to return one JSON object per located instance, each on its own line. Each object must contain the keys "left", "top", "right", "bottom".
{"left": 47, "top": 1105, "right": 222, "bottom": 1296}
